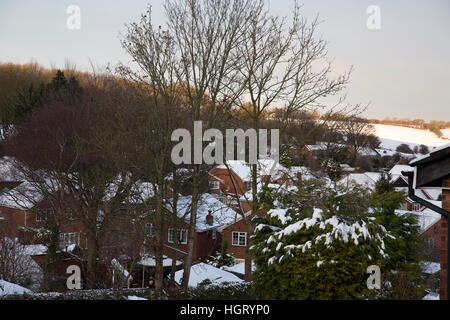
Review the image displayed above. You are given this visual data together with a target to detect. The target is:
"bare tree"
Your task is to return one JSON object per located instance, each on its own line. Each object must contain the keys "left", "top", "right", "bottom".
{"left": 119, "top": 0, "right": 259, "bottom": 293}
{"left": 226, "top": 1, "right": 350, "bottom": 280}
{"left": 0, "top": 223, "right": 38, "bottom": 286}
{"left": 340, "top": 114, "right": 377, "bottom": 165}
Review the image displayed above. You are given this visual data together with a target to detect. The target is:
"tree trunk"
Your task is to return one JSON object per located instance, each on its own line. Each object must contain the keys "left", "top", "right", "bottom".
{"left": 86, "top": 232, "right": 98, "bottom": 289}
{"left": 154, "top": 174, "right": 165, "bottom": 297}
{"left": 181, "top": 164, "right": 200, "bottom": 292}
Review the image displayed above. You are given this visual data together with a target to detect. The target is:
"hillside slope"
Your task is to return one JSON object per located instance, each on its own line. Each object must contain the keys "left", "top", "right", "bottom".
{"left": 373, "top": 124, "right": 449, "bottom": 151}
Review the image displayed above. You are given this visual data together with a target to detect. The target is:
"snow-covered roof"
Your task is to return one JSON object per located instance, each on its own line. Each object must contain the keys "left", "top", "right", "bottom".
{"left": 222, "top": 261, "right": 256, "bottom": 275}
{"left": 0, "top": 280, "right": 32, "bottom": 297}
{"left": 338, "top": 172, "right": 381, "bottom": 190}
{"left": 168, "top": 193, "right": 239, "bottom": 232}
{"left": 129, "top": 181, "right": 155, "bottom": 203}
{"left": 396, "top": 207, "right": 441, "bottom": 233}
{"left": 240, "top": 182, "right": 299, "bottom": 203}
{"left": 24, "top": 244, "right": 47, "bottom": 256}
{"left": 0, "top": 181, "right": 44, "bottom": 209}
{"left": 421, "top": 262, "right": 440, "bottom": 275}
{"left": 305, "top": 142, "right": 347, "bottom": 151}
{"left": 389, "top": 164, "right": 413, "bottom": 176}
{"left": 111, "top": 258, "right": 132, "bottom": 279}
{"left": 216, "top": 160, "right": 286, "bottom": 182}
{"left": 422, "top": 188, "right": 442, "bottom": 201}
{"left": 283, "top": 166, "right": 316, "bottom": 181}
{"left": 173, "top": 262, "right": 243, "bottom": 287}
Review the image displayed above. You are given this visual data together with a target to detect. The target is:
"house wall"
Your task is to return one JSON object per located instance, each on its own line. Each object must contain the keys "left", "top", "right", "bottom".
{"left": 222, "top": 217, "right": 251, "bottom": 260}
{"left": 208, "top": 168, "right": 247, "bottom": 195}
{"left": 144, "top": 212, "right": 220, "bottom": 262}
{"left": 440, "top": 174, "right": 450, "bottom": 300}
{"left": 422, "top": 220, "right": 441, "bottom": 261}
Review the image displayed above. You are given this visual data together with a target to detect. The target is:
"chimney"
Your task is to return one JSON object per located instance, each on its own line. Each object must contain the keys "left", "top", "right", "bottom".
{"left": 206, "top": 210, "right": 214, "bottom": 226}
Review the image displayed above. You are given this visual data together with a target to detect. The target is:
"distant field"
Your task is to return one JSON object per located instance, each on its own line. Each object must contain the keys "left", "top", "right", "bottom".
{"left": 442, "top": 128, "right": 450, "bottom": 140}
{"left": 373, "top": 124, "right": 449, "bottom": 151}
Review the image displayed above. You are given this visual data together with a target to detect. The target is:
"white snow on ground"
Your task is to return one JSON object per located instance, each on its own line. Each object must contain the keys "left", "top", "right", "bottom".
{"left": 0, "top": 280, "right": 32, "bottom": 296}
{"left": 423, "top": 292, "right": 440, "bottom": 300}
{"left": 421, "top": 262, "right": 440, "bottom": 275}
{"left": 127, "top": 295, "right": 148, "bottom": 300}
{"left": 174, "top": 262, "right": 243, "bottom": 287}
{"left": 373, "top": 124, "right": 449, "bottom": 150}
{"left": 441, "top": 129, "right": 450, "bottom": 139}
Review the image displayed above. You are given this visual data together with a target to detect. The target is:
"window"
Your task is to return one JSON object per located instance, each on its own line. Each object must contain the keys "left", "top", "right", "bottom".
{"left": 399, "top": 202, "right": 407, "bottom": 210}
{"left": 232, "top": 231, "right": 247, "bottom": 246}
{"left": 168, "top": 229, "right": 187, "bottom": 244}
{"left": 66, "top": 208, "right": 76, "bottom": 220}
{"left": 59, "top": 232, "right": 80, "bottom": 249}
{"left": 212, "top": 230, "right": 216, "bottom": 240}
{"left": 209, "top": 181, "right": 220, "bottom": 190}
{"left": 413, "top": 202, "right": 421, "bottom": 212}
{"left": 145, "top": 223, "right": 154, "bottom": 237}
{"left": 36, "top": 209, "right": 47, "bottom": 222}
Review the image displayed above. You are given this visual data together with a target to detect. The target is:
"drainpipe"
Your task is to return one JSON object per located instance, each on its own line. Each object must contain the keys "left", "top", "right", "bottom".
{"left": 403, "top": 171, "right": 450, "bottom": 300}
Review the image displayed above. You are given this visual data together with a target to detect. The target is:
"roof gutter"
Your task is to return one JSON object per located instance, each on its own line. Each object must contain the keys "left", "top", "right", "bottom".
{"left": 402, "top": 171, "right": 448, "bottom": 217}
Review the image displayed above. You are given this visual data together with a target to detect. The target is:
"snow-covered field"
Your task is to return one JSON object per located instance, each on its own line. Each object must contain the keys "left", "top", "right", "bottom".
{"left": 373, "top": 124, "right": 449, "bottom": 151}
{"left": 442, "top": 128, "right": 450, "bottom": 140}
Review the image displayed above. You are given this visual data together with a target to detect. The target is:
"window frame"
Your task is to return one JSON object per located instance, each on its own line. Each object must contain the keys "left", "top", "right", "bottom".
{"left": 232, "top": 231, "right": 247, "bottom": 247}
{"left": 59, "top": 232, "right": 80, "bottom": 249}
{"left": 209, "top": 181, "right": 220, "bottom": 190}
{"left": 168, "top": 228, "right": 188, "bottom": 244}
{"left": 145, "top": 223, "right": 155, "bottom": 237}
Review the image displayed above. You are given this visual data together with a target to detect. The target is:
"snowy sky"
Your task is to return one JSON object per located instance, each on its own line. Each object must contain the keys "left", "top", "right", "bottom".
{"left": 1, "top": 0, "right": 449, "bottom": 121}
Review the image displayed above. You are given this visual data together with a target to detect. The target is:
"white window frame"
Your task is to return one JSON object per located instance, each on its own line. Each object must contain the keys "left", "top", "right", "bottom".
{"left": 168, "top": 229, "right": 187, "bottom": 244}
{"left": 209, "top": 181, "right": 220, "bottom": 190}
{"left": 413, "top": 202, "right": 421, "bottom": 212}
{"left": 59, "top": 232, "right": 80, "bottom": 249}
{"left": 232, "top": 231, "right": 247, "bottom": 247}
{"left": 212, "top": 230, "right": 217, "bottom": 240}
{"left": 145, "top": 223, "right": 154, "bottom": 237}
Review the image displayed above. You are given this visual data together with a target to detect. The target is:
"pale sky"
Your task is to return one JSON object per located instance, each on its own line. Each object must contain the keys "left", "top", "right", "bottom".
{"left": 1, "top": 0, "right": 449, "bottom": 121}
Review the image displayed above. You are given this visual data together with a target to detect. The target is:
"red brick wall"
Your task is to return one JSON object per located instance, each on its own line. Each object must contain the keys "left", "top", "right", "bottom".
{"left": 222, "top": 217, "right": 250, "bottom": 260}
{"left": 209, "top": 168, "right": 247, "bottom": 195}
{"left": 441, "top": 175, "right": 450, "bottom": 300}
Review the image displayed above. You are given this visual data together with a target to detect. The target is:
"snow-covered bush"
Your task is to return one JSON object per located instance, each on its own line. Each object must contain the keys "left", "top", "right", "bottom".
{"left": 252, "top": 184, "right": 392, "bottom": 299}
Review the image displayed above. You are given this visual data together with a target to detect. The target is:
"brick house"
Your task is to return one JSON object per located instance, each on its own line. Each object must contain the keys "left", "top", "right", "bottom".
{"left": 153, "top": 193, "right": 240, "bottom": 262}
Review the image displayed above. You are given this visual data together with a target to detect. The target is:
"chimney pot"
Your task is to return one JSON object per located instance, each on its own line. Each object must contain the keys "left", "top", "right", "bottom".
{"left": 206, "top": 210, "right": 213, "bottom": 225}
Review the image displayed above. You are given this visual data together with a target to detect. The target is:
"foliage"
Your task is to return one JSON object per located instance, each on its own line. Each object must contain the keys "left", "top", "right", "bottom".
{"left": 208, "top": 240, "right": 235, "bottom": 268}
{"left": 396, "top": 144, "right": 414, "bottom": 154}
{"left": 173, "top": 282, "right": 255, "bottom": 300}
{"left": 252, "top": 184, "right": 390, "bottom": 300}
{"left": 369, "top": 173, "right": 425, "bottom": 299}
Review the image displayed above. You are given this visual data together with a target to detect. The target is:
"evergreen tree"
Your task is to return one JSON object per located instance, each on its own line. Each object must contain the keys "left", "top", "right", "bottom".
{"left": 369, "top": 173, "right": 424, "bottom": 298}
{"left": 252, "top": 185, "right": 390, "bottom": 299}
